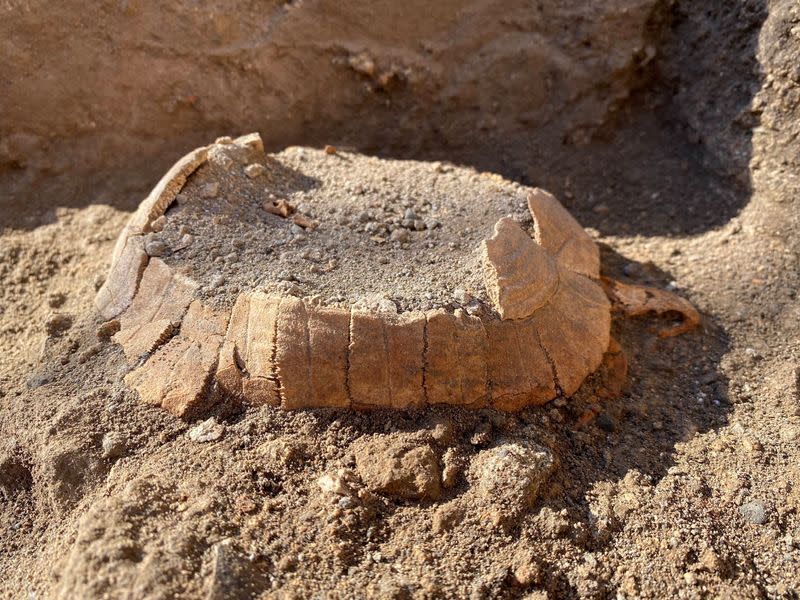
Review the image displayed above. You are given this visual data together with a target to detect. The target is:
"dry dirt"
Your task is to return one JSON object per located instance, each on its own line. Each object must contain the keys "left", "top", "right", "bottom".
{"left": 161, "top": 143, "right": 534, "bottom": 312}
{"left": 1, "top": 1, "right": 800, "bottom": 599}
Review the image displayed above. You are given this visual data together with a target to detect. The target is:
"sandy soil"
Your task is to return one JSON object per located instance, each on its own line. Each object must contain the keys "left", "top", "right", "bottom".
{"left": 161, "top": 143, "right": 532, "bottom": 312}
{"left": 1, "top": 0, "right": 799, "bottom": 598}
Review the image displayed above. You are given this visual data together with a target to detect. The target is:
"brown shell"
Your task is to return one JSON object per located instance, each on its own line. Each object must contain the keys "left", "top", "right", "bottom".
{"left": 528, "top": 187, "right": 600, "bottom": 279}
{"left": 100, "top": 133, "right": 611, "bottom": 416}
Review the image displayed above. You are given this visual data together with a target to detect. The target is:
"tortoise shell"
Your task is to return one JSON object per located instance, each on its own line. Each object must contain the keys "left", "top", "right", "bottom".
{"left": 97, "top": 133, "right": 609, "bottom": 417}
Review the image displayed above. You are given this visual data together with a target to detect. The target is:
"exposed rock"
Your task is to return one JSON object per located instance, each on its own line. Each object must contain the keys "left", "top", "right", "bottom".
{"left": 200, "top": 182, "right": 219, "bottom": 198}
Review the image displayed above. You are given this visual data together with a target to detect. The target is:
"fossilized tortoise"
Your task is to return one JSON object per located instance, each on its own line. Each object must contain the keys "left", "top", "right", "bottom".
{"left": 97, "top": 133, "right": 698, "bottom": 417}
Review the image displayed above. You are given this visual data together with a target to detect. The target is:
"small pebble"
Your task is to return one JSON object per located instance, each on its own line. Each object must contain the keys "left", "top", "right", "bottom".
{"left": 596, "top": 413, "right": 615, "bottom": 433}
{"left": 338, "top": 496, "right": 357, "bottom": 510}
{"left": 744, "top": 347, "right": 762, "bottom": 361}
{"left": 144, "top": 237, "right": 168, "bottom": 257}
{"left": 739, "top": 500, "right": 767, "bottom": 524}
{"left": 101, "top": 432, "right": 126, "bottom": 459}
{"left": 470, "top": 421, "right": 492, "bottom": 446}
{"left": 390, "top": 229, "right": 409, "bottom": 243}
{"left": 465, "top": 300, "right": 484, "bottom": 316}
{"left": 318, "top": 470, "right": 354, "bottom": 496}
{"left": 150, "top": 215, "right": 167, "bottom": 232}
{"left": 453, "top": 288, "right": 472, "bottom": 304}
{"left": 364, "top": 221, "right": 384, "bottom": 234}
{"left": 244, "top": 163, "right": 265, "bottom": 178}
{"left": 424, "top": 218, "right": 441, "bottom": 230}
{"left": 188, "top": 418, "right": 225, "bottom": 443}
{"left": 200, "top": 182, "right": 220, "bottom": 198}
{"left": 174, "top": 233, "right": 194, "bottom": 250}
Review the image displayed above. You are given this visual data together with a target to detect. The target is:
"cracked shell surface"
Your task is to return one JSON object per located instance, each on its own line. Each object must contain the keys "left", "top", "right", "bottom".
{"left": 100, "top": 133, "right": 610, "bottom": 415}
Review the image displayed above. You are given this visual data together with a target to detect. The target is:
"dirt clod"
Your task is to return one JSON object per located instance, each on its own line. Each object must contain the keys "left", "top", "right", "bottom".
{"left": 45, "top": 313, "right": 73, "bottom": 336}
{"left": 101, "top": 432, "right": 126, "bottom": 460}
{"left": 467, "top": 440, "right": 555, "bottom": 526}
{"left": 354, "top": 434, "right": 442, "bottom": 500}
